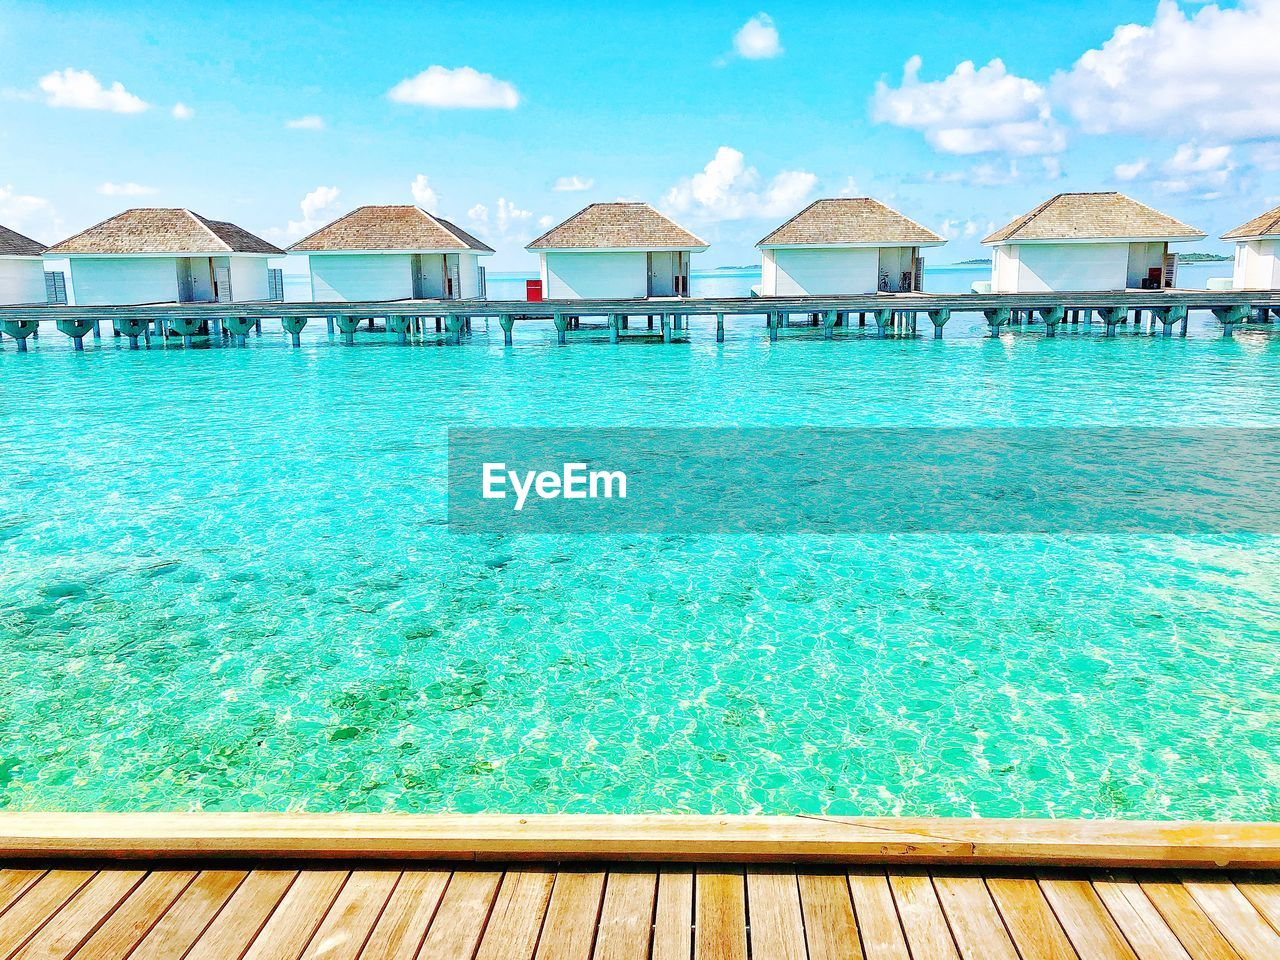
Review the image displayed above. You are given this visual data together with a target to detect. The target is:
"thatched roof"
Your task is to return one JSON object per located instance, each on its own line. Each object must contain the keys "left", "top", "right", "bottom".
{"left": 758, "top": 198, "right": 944, "bottom": 247}
{"left": 0, "top": 224, "right": 46, "bottom": 257}
{"left": 984, "top": 193, "right": 1205, "bottom": 244}
{"left": 528, "top": 203, "right": 707, "bottom": 250}
{"left": 1222, "top": 204, "right": 1280, "bottom": 241}
{"left": 47, "top": 209, "right": 282, "bottom": 255}
{"left": 289, "top": 205, "right": 493, "bottom": 253}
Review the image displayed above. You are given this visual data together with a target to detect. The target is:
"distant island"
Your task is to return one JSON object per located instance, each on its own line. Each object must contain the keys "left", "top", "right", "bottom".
{"left": 1178, "top": 253, "right": 1233, "bottom": 262}
{"left": 953, "top": 258, "right": 992, "bottom": 265}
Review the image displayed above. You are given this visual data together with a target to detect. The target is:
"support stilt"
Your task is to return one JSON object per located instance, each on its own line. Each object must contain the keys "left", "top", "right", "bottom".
{"left": 982, "top": 308, "right": 1010, "bottom": 338}
{"left": 1098, "top": 307, "right": 1125, "bottom": 337}
{"left": 874, "top": 308, "right": 895, "bottom": 339}
{"left": 1038, "top": 306, "right": 1065, "bottom": 338}
{"left": 282, "top": 316, "right": 308, "bottom": 347}
{"left": 716, "top": 313, "right": 725, "bottom": 343}
{"left": 928, "top": 309, "right": 950, "bottom": 340}
{"left": 499, "top": 314, "right": 514, "bottom": 346}
{"left": 334, "top": 315, "right": 359, "bottom": 345}
{"left": 608, "top": 314, "right": 620, "bottom": 344}
{"left": 822, "top": 310, "right": 836, "bottom": 340}
{"left": 553, "top": 312, "right": 568, "bottom": 345}
{"left": 662, "top": 314, "right": 673, "bottom": 344}
{"left": 1212, "top": 304, "right": 1250, "bottom": 338}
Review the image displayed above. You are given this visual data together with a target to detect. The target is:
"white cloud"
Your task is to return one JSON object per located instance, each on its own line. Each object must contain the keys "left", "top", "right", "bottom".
{"left": 1114, "top": 159, "right": 1150, "bottom": 181}
{"left": 409, "top": 174, "right": 440, "bottom": 212}
{"left": 873, "top": 56, "right": 1064, "bottom": 156}
{"left": 286, "top": 115, "right": 325, "bottom": 131}
{"left": 171, "top": 102, "right": 193, "bottom": 120}
{"left": 1041, "top": 157, "right": 1063, "bottom": 180}
{"left": 733, "top": 13, "right": 782, "bottom": 59}
{"left": 466, "top": 197, "right": 535, "bottom": 245}
{"left": 836, "top": 176, "right": 860, "bottom": 197}
{"left": 1053, "top": 0, "right": 1280, "bottom": 141}
{"left": 662, "top": 146, "right": 817, "bottom": 222}
{"left": 98, "top": 181, "right": 156, "bottom": 196}
{"left": 0, "top": 185, "right": 60, "bottom": 239}
{"left": 38, "top": 68, "right": 149, "bottom": 113}
{"left": 266, "top": 185, "right": 342, "bottom": 242}
{"left": 1154, "top": 142, "right": 1236, "bottom": 196}
{"left": 552, "top": 175, "right": 593, "bottom": 192}
{"left": 388, "top": 66, "right": 519, "bottom": 109}
{"left": 938, "top": 218, "right": 983, "bottom": 240}
{"left": 538, "top": 214, "right": 554, "bottom": 228}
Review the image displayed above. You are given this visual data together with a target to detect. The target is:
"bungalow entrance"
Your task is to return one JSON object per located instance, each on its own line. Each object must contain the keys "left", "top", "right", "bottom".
{"left": 877, "top": 247, "right": 920, "bottom": 292}
{"left": 177, "top": 257, "right": 232, "bottom": 303}
{"left": 412, "top": 253, "right": 463, "bottom": 300}
{"left": 646, "top": 251, "right": 691, "bottom": 297}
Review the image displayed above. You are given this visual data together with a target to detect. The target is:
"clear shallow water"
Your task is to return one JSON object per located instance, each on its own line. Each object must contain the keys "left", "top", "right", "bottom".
{"left": 2, "top": 307, "right": 1279, "bottom": 818}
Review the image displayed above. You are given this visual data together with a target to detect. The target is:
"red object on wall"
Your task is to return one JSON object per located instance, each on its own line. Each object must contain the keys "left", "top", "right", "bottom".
{"left": 526, "top": 280, "right": 543, "bottom": 302}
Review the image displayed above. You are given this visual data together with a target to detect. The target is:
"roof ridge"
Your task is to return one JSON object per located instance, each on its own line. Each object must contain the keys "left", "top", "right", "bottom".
{"left": 755, "top": 200, "right": 822, "bottom": 247}
{"left": 186, "top": 210, "right": 236, "bottom": 252}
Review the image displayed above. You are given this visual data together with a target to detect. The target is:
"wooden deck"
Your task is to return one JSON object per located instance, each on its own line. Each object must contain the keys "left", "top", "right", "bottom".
{"left": 2, "top": 816, "right": 1280, "bottom": 958}
{"left": 2, "top": 861, "right": 1280, "bottom": 959}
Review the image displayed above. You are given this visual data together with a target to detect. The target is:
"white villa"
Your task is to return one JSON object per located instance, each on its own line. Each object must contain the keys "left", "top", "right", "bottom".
{"left": 983, "top": 192, "right": 1205, "bottom": 293}
{"left": 527, "top": 203, "right": 707, "bottom": 299}
{"left": 44, "top": 208, "right": 282, "bottom": 306}
{"left": 0, "top": 224, "right": 48, "bottom": 304}
{"left": 289, "top": 205, "right": 494, "bottom": 301}
{"left": 1223, "top": 205, "right": 1280, "bottom": 290}
{"left": 756, "top": 198, "right": 945, "bottom": 295}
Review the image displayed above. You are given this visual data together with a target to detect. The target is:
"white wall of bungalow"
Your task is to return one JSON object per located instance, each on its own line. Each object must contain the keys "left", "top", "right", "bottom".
{"left": 0, "top": 224, "right": 50, "bottom": 305}
{"left": 1224, "top": 205, "right": 1280, "bottom": 291}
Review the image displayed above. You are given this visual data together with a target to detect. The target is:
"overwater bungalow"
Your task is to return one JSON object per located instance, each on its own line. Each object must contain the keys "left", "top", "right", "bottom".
{"left": 0, "top": 224, "right": 47, "bottom": 304}
{"left": 288, "top": 205, "right": 494, "bottom": 301}
{"left": 756, "top": 198, "right": 945, "bottom": 295}
{"left": 983, "top": 192, "right": 1205, "bottom": 293}
{"left": 1223, "top": 204, "right": 1280, "bottom": 290}
{"left": 44, "top": 208, "right": 283, "bottom": 305}
{"left": 527, "top": 202, "right": 707, "bottom": 299}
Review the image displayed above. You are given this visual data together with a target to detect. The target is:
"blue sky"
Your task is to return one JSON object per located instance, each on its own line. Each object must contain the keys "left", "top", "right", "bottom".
{"left": 1, "top": 0, "right": 1277, "bottom": 269}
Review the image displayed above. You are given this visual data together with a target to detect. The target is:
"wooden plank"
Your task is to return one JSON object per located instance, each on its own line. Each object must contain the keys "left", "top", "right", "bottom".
{"left": 931, "top": 873, "right": 1018, "bottom": 960}
{"left": 68, "top": 871, "right": 196, "bottom": 960}
{"left": 0, "top": 814, "right": 970, "bottom": 863}
{"left": 693, "top": 869, "right": 746, "bottom": 960}
{"left": 0, "top": 873, "right": 45, "bottom": 919}
{"left": 10, "top": 869, "right": 145, "bottom": 960}
{"left": 797, "top": 871, "right": 862, "bottom": 960}
{"left": 985, "top": 876, "right": 1079, "bottom": 960}
{"left": 0, "top": 873, "right": 96, "bottom": 960}
{"left": 1091, "top": 873, "right": 1191, "bottom": 960}
{"left": 1139, "top": 877, "right": 1240, "bottom": 960}
{"left": 184, "top": 870, "right": 298, "bottom": 960}
{"left": 745, "top": 868, "right": 806, "bottom": 960}
{"left": 592, "top": 870, "right": 655, "bottom": 960}
{"left": 887, "top": 869, "right": 960, "bottom": 960}
{"left": 358, "top": 870, "right": 450, "bottom": 960}
{"left": 1235, "top": 877, "right": 1280, "bottom": 935}
{"left": 241, "top": 870, "right": 347, "bottom": 960}
{"left": 128, "top": 871, "right": 248, "bottom": 960}
{"left": 846, "top": 870, "right": 910, "bottom": 960}
{"left": 650, "top": 869, "right": 692, "bottom": 960}
{"left": 534, "top": 870, "right": 605, "bottom": 960}
{"left": 1038, "top": 876, "right": 1137, "bottom": 960}
{"left": 415, "top": 871, "right": 501, "bottom": 960}
{"left": 298, "top": 871, "right": 399, "bottom": 960}
{"left": 838, "top": 818, "right": 1280, "bottom": 869}
{"left": 475, "top": 868, "right": 554, "bottom": 960}
{"left": 1182, "top": 874, "right": 1280, "bottom": 960}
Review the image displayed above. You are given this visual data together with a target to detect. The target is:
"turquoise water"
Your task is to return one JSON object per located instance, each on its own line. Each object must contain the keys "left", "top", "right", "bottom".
{"left": 2, "top": 309, "right": 1279, "bottom": 818}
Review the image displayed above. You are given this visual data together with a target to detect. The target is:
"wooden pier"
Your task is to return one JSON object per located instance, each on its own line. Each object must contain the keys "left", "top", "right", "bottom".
{"left": 0, "top": 815, "right": 1278, "bottom": 958}
{"left": 3, "top": 291, "right": 1280, "bottom": 352}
